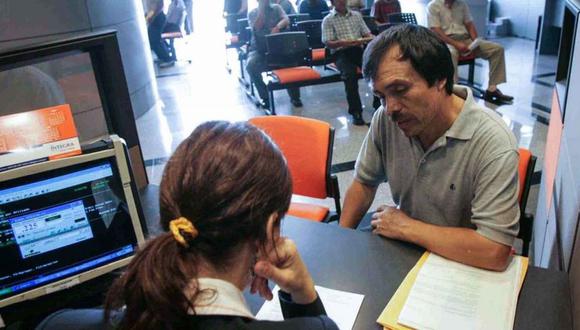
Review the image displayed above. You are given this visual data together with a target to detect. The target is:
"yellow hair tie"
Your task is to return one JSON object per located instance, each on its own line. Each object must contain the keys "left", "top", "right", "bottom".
{"left": 169, "top": 217, "right": 198, "bottom": 247}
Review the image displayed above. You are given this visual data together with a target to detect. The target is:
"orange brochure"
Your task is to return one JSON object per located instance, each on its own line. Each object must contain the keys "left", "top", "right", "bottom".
{"left": 0, "top": 104, "right": 81, "bottom": 170}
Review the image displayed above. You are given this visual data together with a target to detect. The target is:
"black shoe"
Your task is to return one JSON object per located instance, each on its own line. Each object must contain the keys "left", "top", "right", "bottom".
{"left": 484, "top": 89, "right": 513, "bottom": 103}
{"left": 352, "top": 112, "right": 365, "bottom": 126}
{"left": 291, "top": 98, "right": 303, "bottom": 107}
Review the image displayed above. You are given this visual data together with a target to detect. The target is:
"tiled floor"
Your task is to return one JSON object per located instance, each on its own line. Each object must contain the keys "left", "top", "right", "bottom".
{"left": 138, "top": 1, "right": 556, "bottom": 218}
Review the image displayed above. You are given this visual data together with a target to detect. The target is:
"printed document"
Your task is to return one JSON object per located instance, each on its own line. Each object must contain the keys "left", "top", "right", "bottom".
{"left": 397, "top": 254, "right": 523, "bottom": 330}
{"left": 256, "top": 285, "right": 364, "bottom": 330}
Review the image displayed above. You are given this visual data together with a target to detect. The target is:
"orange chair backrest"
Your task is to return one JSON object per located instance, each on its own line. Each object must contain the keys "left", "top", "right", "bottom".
{"left": 249, "top": 116, "right": 331, "bottom": 199}
{"left": 518, "top": 148, "right": 532, "bottom": 204}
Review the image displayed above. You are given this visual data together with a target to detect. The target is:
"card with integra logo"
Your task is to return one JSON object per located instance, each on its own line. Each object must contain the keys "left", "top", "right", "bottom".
{"left": 0, "top": 104, "right": 81, "bottom": 172}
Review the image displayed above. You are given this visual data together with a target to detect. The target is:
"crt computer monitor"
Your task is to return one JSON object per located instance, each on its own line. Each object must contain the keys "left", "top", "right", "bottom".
{"left": 0, "top": 136, "right": 146, "bottom": 308}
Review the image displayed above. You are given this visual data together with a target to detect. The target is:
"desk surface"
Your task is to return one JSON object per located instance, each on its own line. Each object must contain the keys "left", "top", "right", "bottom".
{"left": 140, "top": 185, "right": 572, "bottom": 330}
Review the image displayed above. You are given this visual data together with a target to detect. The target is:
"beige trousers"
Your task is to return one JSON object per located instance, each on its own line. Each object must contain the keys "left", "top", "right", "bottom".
{"left": 447, "top": 34, "right": 507, "bottom": 87}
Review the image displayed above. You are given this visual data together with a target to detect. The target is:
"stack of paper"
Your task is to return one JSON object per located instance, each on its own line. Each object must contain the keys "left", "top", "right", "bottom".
{"left": 468, "top": 38, "right": 482, "bottom": 52}
{"left": 257, "top": 285, "right": 364, "bottom": 330}
{"left": 377, "top": 252, "right": 528, "bottom": 330}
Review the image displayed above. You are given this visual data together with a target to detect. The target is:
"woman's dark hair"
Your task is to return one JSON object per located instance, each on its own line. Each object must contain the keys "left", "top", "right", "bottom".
{"left": 104, "top": 121, "right": 292, "bottom": 329}
{"left": 362, "top": 24, "right": 454, "bottom": 95}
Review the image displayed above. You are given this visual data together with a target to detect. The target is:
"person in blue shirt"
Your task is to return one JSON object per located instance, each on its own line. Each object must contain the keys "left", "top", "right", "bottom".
{"left": 299, "top": 0, "right": 330, "bottom": 19}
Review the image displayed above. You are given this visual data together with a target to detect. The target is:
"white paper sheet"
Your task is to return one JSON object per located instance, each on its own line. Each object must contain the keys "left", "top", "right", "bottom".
{"left": 468, "top": 38, "right": 482, "bottom": 52}
{"left": 398, "top": 254, "right": 523, "bottom": 330}
{"left": 256, "top": 285, "right": 365, "bottom": 330}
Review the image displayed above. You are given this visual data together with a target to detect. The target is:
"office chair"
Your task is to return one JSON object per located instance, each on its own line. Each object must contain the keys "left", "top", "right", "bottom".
{"left": 249, "top": 116, "right": 341, "bottom": 222}
{"left": 287, "top": 13, "right": 311, "bottom": 30}
{"left": 295, "top": 20, "right": 326, "bottom": 65}
{"left": 517, "top": 148, "right": 536, "bottom": 257}
{"left": 265, "top": 32, "right": 312, "bottom": 68}
{"left": 363, "top": 16, "right": 379, "bottom": 35}
{"left": 262, "top": 32, "right": 322, "bottom": 114}
{"left": 386, "top": 12, "right": 417, "bottom": 24}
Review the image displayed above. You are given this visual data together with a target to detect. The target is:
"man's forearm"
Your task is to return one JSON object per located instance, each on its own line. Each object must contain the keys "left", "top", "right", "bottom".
{"left": 277, "top": 17, "right": 290, "bottom": 30}
{"left": 430, "top": 27, "right": 461, "bottom": 48}
{"left": 253, "top": 11, "right": 266, "bottom": 30}
{"left": 402, "top": 220, "right": 512, "bottom": 271}
{"left": 339, "top": 180, "right": 377, "bottom": 229}
{"left": 465, "top": 21, "right": 478, "bottom": 40}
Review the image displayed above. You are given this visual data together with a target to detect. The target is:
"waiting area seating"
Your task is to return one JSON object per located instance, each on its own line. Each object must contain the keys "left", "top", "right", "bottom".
{"left": 259, "top": 31, "right": 362, "bottom": 114}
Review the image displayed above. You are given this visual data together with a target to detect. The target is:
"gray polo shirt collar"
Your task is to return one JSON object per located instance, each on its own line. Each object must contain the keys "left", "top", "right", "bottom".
{"left": 444, "top": 85, "right": 478, "bottom": 141}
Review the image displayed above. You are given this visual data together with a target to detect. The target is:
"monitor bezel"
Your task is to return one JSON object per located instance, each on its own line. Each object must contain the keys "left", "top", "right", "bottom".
{"left": 0, "top": 136, "right": 146, "bottom": 308}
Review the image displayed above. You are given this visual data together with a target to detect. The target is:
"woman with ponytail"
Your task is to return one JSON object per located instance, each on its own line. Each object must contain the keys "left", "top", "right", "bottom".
{"left": 37, "top": 121, "right": 338, "bottom": 330}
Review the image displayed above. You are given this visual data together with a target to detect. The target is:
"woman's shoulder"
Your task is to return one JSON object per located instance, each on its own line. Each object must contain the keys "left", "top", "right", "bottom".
{"left": 192, "top": 314, "right": 338, "bottom": 330}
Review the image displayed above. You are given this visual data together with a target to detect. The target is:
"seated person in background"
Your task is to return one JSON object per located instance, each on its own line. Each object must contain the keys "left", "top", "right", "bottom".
{"left": 322, "top": 0, "right": 374, "bottom": 126}
{"left": 274, "top": 0, "right": 297, "bottom": 14}
{"left": 146, "top": 0, "right": 175, "bottom": 68}
{"left": 247, "top": 0, "right": 303, "bottom": 108}
{"left": 298, "top": 0, "right": 330, "bottom": 20}
{"left": 224, "top": 0, "right": 249, "bottom": 32}
{"left": 347, "top": 0, "right": 365, "bottom": 11}
{"left": 184, "top": 0, "right": 193, "bottom": 34}
{"left": 224, "top": 0, "right": 249, "bottom": 16}
{"left": 371, "top": 0, "right": 401, "bottom": 24}
{"left": 163, "top": 0, "right": 186, "bottom": 33}
{"left": 37, "top": 121, "right": 339, "bottom": 330}
{"left": 340, "top": 24, "right": 520, "bottom": 271}
{"left": 427, "top": 0, "right": 513, "bottom": 103}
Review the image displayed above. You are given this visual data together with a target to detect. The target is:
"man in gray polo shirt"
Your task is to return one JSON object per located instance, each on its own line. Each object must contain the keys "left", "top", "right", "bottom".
{"left": 340, "top": 24, "right": 520, "bottom": 271}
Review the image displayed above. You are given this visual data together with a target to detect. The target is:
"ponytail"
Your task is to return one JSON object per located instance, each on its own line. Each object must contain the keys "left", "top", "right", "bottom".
{"left": 104, "top": 234, "right": 202, "bottom": 329}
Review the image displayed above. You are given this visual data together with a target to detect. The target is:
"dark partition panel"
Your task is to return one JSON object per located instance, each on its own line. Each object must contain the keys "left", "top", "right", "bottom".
{"left": 0, "top": 31, "right": 148, "bottom": 188}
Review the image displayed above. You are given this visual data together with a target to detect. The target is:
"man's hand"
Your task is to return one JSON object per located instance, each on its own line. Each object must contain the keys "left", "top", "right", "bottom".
{"left": 253, "top": 237, "right": 317, "bottom": 304}
{"left": 370, "top": 205, "right": 414, "bottom": 240}
{"left": 454, "top": 41, "right": 470, "bottom": 54}
{"left": 270, "top": 26, "right": 281, "bottom": 34}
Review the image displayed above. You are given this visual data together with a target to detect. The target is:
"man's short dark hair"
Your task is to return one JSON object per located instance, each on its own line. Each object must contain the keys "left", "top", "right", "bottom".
{"left": 362, "top": 24, "right": 454, "bottom": 95}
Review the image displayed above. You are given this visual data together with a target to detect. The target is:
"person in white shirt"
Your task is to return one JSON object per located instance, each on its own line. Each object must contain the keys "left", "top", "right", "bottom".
{"left": 427, "top": 0, "right": 513, "bottom": 103}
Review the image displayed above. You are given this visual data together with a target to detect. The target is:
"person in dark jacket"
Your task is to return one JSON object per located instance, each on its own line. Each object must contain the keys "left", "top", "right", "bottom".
{"left": 36, "top": 121, "right": 338, "bottom": 330}
{"left": 298, "top": 0, "right": 330, "bottom": 19}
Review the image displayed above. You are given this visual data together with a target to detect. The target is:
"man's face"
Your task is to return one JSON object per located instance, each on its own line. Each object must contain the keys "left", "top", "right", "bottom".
{"left": 371, "top": 45, "right": 447, "bottom": 138}
{"left": 332, "top": 0, "right": 347, "bottom": 13}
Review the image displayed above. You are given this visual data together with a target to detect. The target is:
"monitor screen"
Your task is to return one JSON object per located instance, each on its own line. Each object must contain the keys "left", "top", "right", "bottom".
{"left": 0, "top": 157, "right": 139, "bottom": 303}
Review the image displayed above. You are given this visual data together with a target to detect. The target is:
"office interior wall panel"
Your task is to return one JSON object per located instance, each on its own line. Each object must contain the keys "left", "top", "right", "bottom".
{"left": 563, "top": 8, "right": 580, "bottom": 119}
{"left": 493, "top": 0, "right": 546, "bottom": 39}
{"left": 540, "top": 199, "right": 561, "bottom": 269}
{"left": 569, "top": 213, "right": 580, "bottom": 330}
{"left": 0, "top": 0, "right": 90, "bottom": 42}
{"left": 553, "top": 139, "right": 580, "bottom": 271}
{"left": 86, "top": 0, "right": 140, "bottom": 28}
{"left": 130, "top": 81, "right": 159, "bottom": 119}
{"left": 103, "top": 18, "right": 156, "bottom": 98}
{"left": 544, "top": 91, "right": 564, "bottom": 211}
{"left": 534, "top": 175, "right": 549, "bottom": 266}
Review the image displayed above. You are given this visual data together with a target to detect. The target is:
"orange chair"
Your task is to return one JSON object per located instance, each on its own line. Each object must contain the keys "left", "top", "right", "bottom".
{"left": 517, "top": 148, "right": 537, "bottom": 257}
{"left": 249, "top": 116, "right": 341, "bottom": 222}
